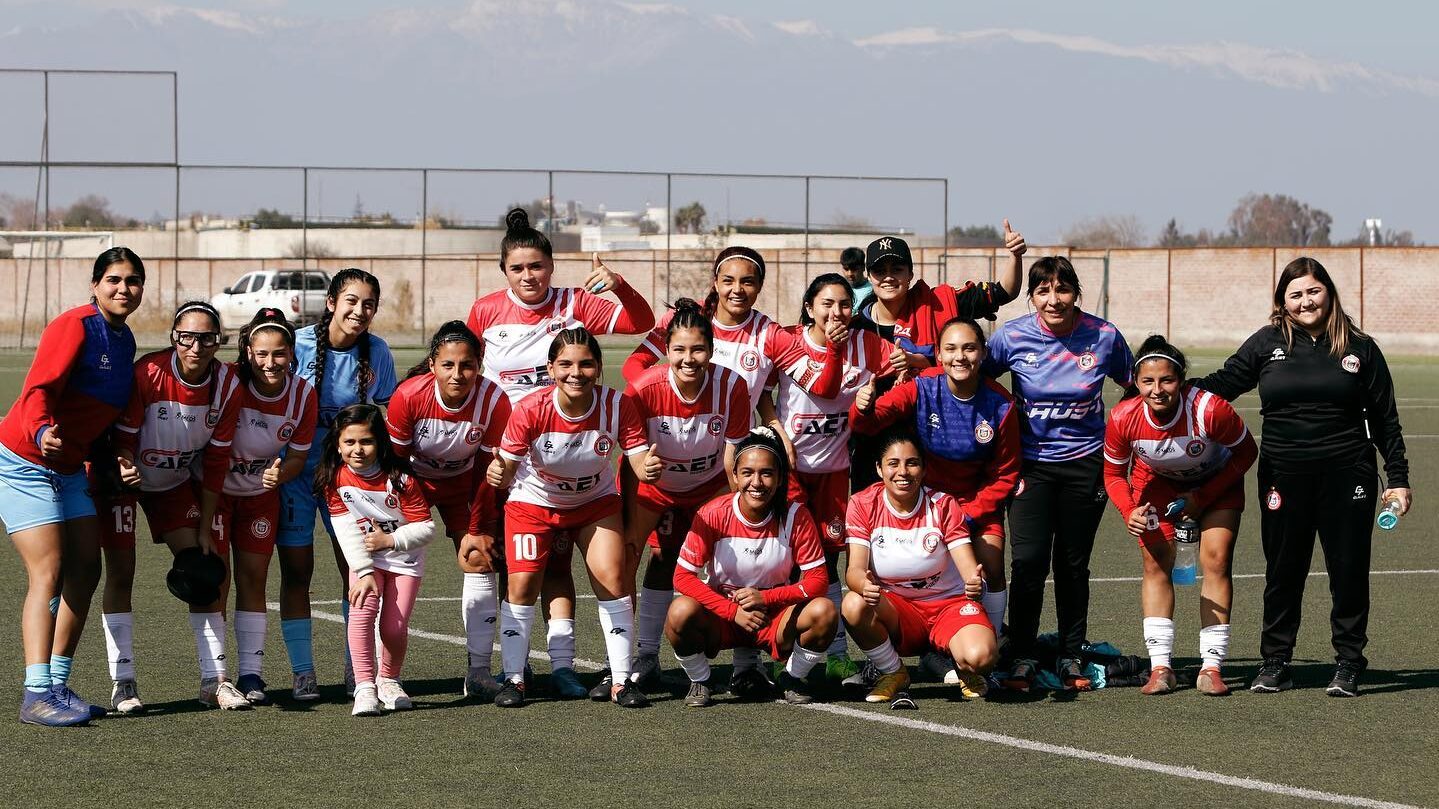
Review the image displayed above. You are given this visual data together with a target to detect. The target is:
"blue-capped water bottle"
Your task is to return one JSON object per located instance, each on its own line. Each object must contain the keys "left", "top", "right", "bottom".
{"left": 1167, "top": 499, "right": 1198, "bottom": 586}
{"left": 1377, "top": 498, "right": 1402, "bottom": 531}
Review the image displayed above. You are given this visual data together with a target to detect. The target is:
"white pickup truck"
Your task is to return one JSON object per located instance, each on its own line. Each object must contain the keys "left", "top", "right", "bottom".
{"left": 211, "top": 269, "right": 331, "bottom": 336}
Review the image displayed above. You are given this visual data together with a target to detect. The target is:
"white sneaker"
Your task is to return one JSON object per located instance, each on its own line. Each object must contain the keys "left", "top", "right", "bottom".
{"left": 351, "top": 683, "right": 381, "bottom": 716}
{"left": 111, "top": 680, "right": 144, "bottom": 715}
{"left": 199, "top": 678, "right": 253, "bottom": 711}
{"left": 291, "top": 670, "right": 321, "bottom": 702}
{"left": 377, "top": 679, "right": 412, "bottom": 711}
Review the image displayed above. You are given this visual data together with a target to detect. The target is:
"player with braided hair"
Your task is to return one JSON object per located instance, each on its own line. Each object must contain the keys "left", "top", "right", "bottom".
{"left": 277, "top": 269, "right": 398, "bottom": 697}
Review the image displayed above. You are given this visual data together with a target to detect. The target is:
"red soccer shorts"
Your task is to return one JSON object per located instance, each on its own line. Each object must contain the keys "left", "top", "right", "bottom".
{"left": 414, "top": 472, "right": 474, "bottom": 539}
{"left": 138, "top": 481, "right": 201, "bottom": 539}
{"left": 887, "top": 592, "right": 993, "bottom": 656}
{"left": 637, "top": 478, "right": 725, "bottom": 555}
{"left": 215, "top": 490, "right": 282, "bottom": 556}
{"left": 787, "top": 469, "right": 848, "bottom": 551}
{"left": 1130, "top": 476, "right": 1245, "bottom": 548}
{"left": 98, "top": 493, "right": 139, "bottom": 551}
{"left": 504, "top": 495, "right": 619, "bottom": 574}
{"left": 707, "top": 604, "right": 800, "bottom": 661}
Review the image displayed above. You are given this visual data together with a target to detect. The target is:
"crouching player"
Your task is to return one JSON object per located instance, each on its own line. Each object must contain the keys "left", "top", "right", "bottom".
{"left": 665, "top": 428, "right": 837, "bottom": 707}
{"left": 842, "top": 433, "right": 996, "bottom": 703}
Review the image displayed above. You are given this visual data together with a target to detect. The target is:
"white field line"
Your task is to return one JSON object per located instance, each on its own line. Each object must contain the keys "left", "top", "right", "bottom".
{"left": 276, "top": 605, "right": 1425, "bottom": 809}
{"left": 298, "top": 567, "right": 1439, "bottom": 604}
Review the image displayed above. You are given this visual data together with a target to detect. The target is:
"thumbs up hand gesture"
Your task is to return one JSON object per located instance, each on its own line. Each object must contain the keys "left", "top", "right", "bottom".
{"left": 640, "top": 445, "right": 664, "bottom": 482}
{"left": 261, "top": 457, "right": 283, "bottom": 490}
{"left": 1003, "top": 219, "right": 1026, "bottom": 258}
{"left": 855, "top": 378, "right": 877, "bottom": 413}
{"left": 117, "top": 454, "right": 143, "bottom": 488}
{"left": 965, "top": 563, "right": 985, "bottom": 599}
{"left": 584, "top": 252, "right": 621, "bottom": 295}
{"left": 40, "top": 425, "right": 64, "bottom": 459}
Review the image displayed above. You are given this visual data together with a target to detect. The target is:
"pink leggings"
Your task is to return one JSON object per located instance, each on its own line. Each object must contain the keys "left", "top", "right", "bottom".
{"left": 347, "top": 569, "right": 422, "bottom": 685}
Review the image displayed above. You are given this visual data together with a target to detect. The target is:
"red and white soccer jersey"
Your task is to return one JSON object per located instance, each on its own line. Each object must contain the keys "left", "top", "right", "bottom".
{"left": 204, "top": 371, "right": 318, "bottom": 497}
{"left": 326, "top": 467, "right": 433, "bottom": 576}
{"left": 776, "top": 327, "right": 894, "bottom": 474}
{"left": 467, "top": 287, "right": 624, "bottom": 403}
{"left": 115, "top": 351, "right": 240, "bottom": 492}
{"left": 676, "top": 496, "right": 827, "bottom": 611}
{"left": 499, "top": 385, "right": 648, "bottom": 510}
{"left": 631, "top": 309, "right": 817, "bottom": 415}
{"left": 1103, "top": 385, "right": 1248, "bottom": 489}
{"left": 845, "top": 484, "right": 970, "bottom": 602}
{"left": 387, "top": 373, "right": 510, "bottom": 479}
{"left": 625, "top": 364, "right": 749, "bottom": 494}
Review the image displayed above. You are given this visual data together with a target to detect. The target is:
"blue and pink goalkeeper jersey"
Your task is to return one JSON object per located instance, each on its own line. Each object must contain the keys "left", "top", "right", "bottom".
{"left": 982, "top": 312, "right": 1133, "bottom": 463}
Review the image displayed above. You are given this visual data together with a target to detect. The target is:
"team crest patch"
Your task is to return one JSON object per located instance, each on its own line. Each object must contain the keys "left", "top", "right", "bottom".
{"left": 1266, "top": 489, "right": 1282, "bottom": 511}
{"left": 206, "top": 409, "right": 221, "bottom": 428}
{"left": 959, "top": 602, "right": 981, "bottom": 617}
{"left": 594, "top": 436, "right": 613, "bottom": 456}
{"left": 277, "top": 422, "right": 295, "bottom": 441}
{"left": 825, "top": 517, "right": 843, "bottom": 539}
{"left": 740, "top": 350, "right": 760, "bottom": 372}
{"left": 465, "top": 425, "right": 483, "bottom": 445}
{"left": 807, "top": 359, "right": 826, "bottom": 374}
{"left": 186, "top": 506, "right": 200, "bottom": 520}
{"left": 385, "top": 492, "right": 400, "bottom": 509}
{"left": 1186, "top": 439, "right": 1205, "bottom": 457}
{"left": 974, "top": 421, "right": 994, "bottom": 444}
{"left": 1077, "top": 352, "right": 1097, "bottom": 371}
{"left": 708, "top": 416, "right": 724, "bottom": 435}
{"left": 554, "top": 533, "right": 573, "bottom": 554}
{"left": 1341, "top": 354, "right": 1360, "bottom": 374}
{"left": 251, "top": 518, "right": 272, "bottom": 539}
{"left": 921, "top": 531, "right": 941, "bottom": 554}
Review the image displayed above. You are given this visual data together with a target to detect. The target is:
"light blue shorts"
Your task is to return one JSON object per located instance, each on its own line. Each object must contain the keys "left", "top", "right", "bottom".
{"left": 0, "top": 442, "right": 97, "bottom": 534}
{"left": 277, "top": 470, "right": 334, "bottom": 548}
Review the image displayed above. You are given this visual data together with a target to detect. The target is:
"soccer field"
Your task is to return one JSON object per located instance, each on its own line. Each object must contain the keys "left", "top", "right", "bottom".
{"left": 0, "top": 345, "right": 1434, "bottom": 809}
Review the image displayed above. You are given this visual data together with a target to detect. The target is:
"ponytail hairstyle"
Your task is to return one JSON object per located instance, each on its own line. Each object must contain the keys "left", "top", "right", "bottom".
{"left": 1123, "top": 333, "right": 1187, "bottom": 400}
{"left": 665, "top": 297, "right": 713, "bottom": 350}
{"left": 731, "top": 426, "right": 790, "bottom": 524}
{"left": 92, "top": 246, "right": 146, "bottom": 284}
{"left": 937, "top": 315, "right": 987, "bottom": 350}
{"left": 313, "top": 268, "right": 380, "bottom": 406}
{"left": 406, "top": 320, "right": 483, "bottom": 379}
{"left": 499, "top": 207, "right": 553, "bottom": 269}
{"left": 703, "top": 246, "right": 766, "bottom": 318}
{"left": 311, "top": 403, "right": 411, "bottom": 500}
{"left": 237, "top": 307, "right": 297, "bottom": 387}
{"left": 548, "top": 326, "right": 603, "bottom": 368}
{"left": 1270, "top": 257, "right": 1365, "bottom": 359}
{"left": 798, "top": 272, "right": 853, "bottom": 326}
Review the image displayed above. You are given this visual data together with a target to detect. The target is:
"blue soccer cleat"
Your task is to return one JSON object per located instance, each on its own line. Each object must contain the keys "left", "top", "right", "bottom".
{"left": 19, "top": 687, "right": 90, "bottom": 727}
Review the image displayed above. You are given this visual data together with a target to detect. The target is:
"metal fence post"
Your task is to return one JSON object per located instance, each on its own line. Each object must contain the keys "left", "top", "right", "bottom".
{"left": 421, "top": 168, "right": 428, "bottom": 340}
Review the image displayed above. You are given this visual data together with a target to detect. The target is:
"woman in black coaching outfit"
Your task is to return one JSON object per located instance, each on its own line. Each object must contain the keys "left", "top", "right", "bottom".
{"left": 1195, "top": 257, "right": 1411, "bottom": 697}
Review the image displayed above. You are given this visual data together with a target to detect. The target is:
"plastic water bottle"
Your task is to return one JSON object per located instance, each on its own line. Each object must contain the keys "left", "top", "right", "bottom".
{"left": 1377, "top": 498, "right": 1402, "bottom": 531}
{"left": 1171, "top": 518, "right": 1199, "bottom": 586}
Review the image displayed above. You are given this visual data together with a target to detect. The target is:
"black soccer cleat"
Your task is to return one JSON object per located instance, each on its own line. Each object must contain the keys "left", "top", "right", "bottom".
{"left": 612, "top": 680, "right": 650, "bottom": 709}
{"left": 588, "top": 672, "right": 613, "bottom": 701}
{"left": 729, "top": 667, "right": 772, "bottom": 702}
{"left": 494, "top": 679, "right": 526, "bottom": 708}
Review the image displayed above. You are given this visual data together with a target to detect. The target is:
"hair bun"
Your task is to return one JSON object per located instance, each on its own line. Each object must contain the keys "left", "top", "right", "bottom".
{"left": 505, "top": 207, "right": 531, "bottom": 233}
{"left": 672, "top": 297, "right": 701, "bottom": 314}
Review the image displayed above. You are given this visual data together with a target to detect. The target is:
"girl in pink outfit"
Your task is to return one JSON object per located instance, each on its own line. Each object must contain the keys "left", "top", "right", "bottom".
{"left": 314, "top": 404, "right": 436, "bottom": 716}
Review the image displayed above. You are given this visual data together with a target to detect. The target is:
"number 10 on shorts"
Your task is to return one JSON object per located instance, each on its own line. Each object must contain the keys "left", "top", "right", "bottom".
{"left": 512, "top": 533, "right": 539, "bottom": 561}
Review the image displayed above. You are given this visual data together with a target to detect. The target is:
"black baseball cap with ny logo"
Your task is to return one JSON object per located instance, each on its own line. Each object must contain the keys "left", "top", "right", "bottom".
{"left": 865, "top": 236, "right": 912, "bottom": 271}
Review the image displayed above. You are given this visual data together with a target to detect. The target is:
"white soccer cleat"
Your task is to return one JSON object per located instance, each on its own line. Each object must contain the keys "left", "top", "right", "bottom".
{"left": 199, "top": 678, "right": 253, "bottom": 711}
{"left": 111, "top": 680, "right": 144, "bottom": 715}
{"left": 377, "top": 680, "right": 412, "bottom": 711}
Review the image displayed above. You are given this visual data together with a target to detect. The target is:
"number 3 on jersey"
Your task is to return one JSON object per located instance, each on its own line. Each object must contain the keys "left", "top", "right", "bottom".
{"left": 512, "top": 532, "right": 539, "bottom": 561}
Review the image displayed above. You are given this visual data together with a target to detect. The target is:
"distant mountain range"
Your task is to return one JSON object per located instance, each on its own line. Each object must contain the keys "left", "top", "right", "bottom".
{"left": 2, "top": 1, "right": 1434, "bottom": 241}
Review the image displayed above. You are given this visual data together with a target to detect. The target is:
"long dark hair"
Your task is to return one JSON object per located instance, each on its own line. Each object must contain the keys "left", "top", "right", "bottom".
{"left": 312, "top": 268, "right": 380, "bottom": 405}
{"left": 1271, "top": 257, "right": 1364, "bottom": 358}
{"left": 665, "top": 298, "right": 713, "bottom": 350}
{"left": 237, "top": 307, "right": 297, "bottom": 387}
{"left": 500, "top": 207, "right": 553, "bottom": 269}
{"left": 702, "top": 246, "right": 766, "bottom": 318}
{"left": 312, "top": 403, "right": 411, "bottom": 499}
{"left": 93, "top": 247, "right": 146, "bottom": 284}
{"left": 732, "top": 427, "right": 790, "bottom": 524}
{"left": 406, "top": 320, "right": 482, "bottom": 379}
{"left": 172, "top": 300, "right": 221, "bottom": 332}
{"left": 798, "top": 272, "right": 853, "bottom": 327}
